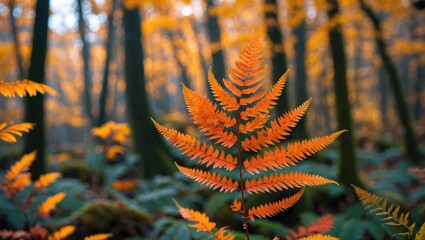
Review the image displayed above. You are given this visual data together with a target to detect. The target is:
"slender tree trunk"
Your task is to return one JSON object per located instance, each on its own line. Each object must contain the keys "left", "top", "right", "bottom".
{"left": 205, "top": 0, "right": 226, "bottom": 100}
{"left": 24, "top": 0, "right": 50, "bottom": 178}
{"left": 360, "top": 1, "right": 422, "bottom": 163}
{"left": 264, "top": 0, "right": 289, "bottom": 116}
{"left": 293, "top": 2, "right": 308, "bottom": 139}
{"left": 123, "top": 6, "right": 175, "bottom": 177}
{"left": 379, "top": 66, "right": 388, "bottom": 123}
{"left": 327, "top": 0, "right": 363, "bottom": 187}
{"left": 98, "top": 0, "right": 117, "bottom": 126}
{"left": 192, "top": 21, "right": 209, "bottom": 88}
{"left": 77, "top": 0, "right": 95, "bottom": 125}
{"left": 8, "top": 0, "right": 25, "bottom": 80}
{"left": 166, "top": 30, "right": 191, "bottom": 88}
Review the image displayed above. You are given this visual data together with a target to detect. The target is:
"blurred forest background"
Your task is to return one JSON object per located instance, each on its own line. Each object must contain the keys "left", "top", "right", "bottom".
{"left": 0, "top": 0, "right": 424, "bottom": 239}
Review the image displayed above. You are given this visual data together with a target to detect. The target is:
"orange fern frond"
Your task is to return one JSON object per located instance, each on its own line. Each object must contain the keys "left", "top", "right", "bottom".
{"left": 230, "top": 199, "right": 241, "bottom": 212}
{"left": 38, "top": 192, "right": 66, "bottom": 217}
{"left": 214, "top": 227, "right": 235, "bottom": 240}
{"left": 245, "top": 172, "right": 337, "bottom": 194}
{"left": 176, "top": 163, "right": 238, "bottom": 192}
{"left": 112, "top": 179, "right": 138, "bottom": 191}
{"left": 286, "top": 214, "right": 334, "bottom": 240}
{"left": 6, "top": 151, "right": 37, "bottom": 181}
{"left": 248, "top": 188, "right": 305, "bottom": 221}
{"left": 0, "top": 122, "right": 34, "bottom": 143}
{"left": 240, "top": 92, "right": 264, "bottom": 106}
{"left": 183, "top": 84, "right": 237, "bottom": 147}
{"left": 34, "top": 172, "right": 62, "bottom": 190}
{"left": 298, "top": 235, "right": 340, "bottom": 240}
{"left": 0, "top": 80, "right": 58, "bottom": 98}
{"left": 175, "top": 200, "right": 216, "bottom": 232}
{"left": 244, "top": 130, "right": 346, "bottom": 174}
{"left": 2, "top": 173, "right": 31, "bottom": 195}
{"left": 153, "top": 120, "right": 237, "bottom": 170}
{"left": 238, "top": 113, "right": 269, "bottom": 134}
{"left": 241, "top": 97, "right": 310, "bottom": 152}
{"left": 48, "top": 225, "right": 75, "bottom": 240}
{"left": 83, "top": 233, "right": 113, "bottom": 240}
{"left": 208, "top": 69, "right": 239, "bottom": 111}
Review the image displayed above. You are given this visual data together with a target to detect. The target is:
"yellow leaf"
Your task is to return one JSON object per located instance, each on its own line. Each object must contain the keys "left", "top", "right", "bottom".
{"left": 48, "top": 225, "right": 75, "bottom": 240}
{"left": 0, "top": 122, "right": 34, "bottom": 143}
{"left": 0, "top": 80, "right": 58, "bottom": 98}
{"left": 38, "top": 192, "right": 66, "bottom": 217}
{"left": 106, "top": 145, "right": 126, "bottom": 160}
{"left": 6, "top": 151, "right": 37, "bottom": 181}
{"left": 83, "top": 233, "right": 112, "bottom": 240}
{"left": 34, "top": 172, "right": 62, "bottom": 190}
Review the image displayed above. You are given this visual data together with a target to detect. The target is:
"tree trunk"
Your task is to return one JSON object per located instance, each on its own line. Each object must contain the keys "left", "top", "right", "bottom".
{"left": 292, "top": 2, "right": 308, "bottom": 139}
{"left": 205, "top": 0, "right": 226, "bottom": 100}
{"left": 327, "top": 0, "right": 363, "bottom": 187}
{"left": 123, "top": 6, "right": 175, "bottom": 178}
{"left": 8, "top": 0, "right": 25, "bottom": 80}
{"left": 360, "top": 1, "right": 422, "bottom": 163}
{"left": 264, "top": 0, "right": 289, "bottom": 116}
{"left": 77, "top": 0, "right": 95, "bottom": 125}
{"left": 98, "top": 0, "right": 118, "bottom": 126}
{"left": 166, "top": 30, "right": 191, "bottom": 88}
{"left": 24, "top": 0, "right": 50, "bottom": 178}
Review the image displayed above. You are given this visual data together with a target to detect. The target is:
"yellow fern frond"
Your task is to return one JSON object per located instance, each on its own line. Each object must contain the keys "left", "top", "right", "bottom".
{"left": 0, "top": 122, "right": 34, "bottom": 143}
{"left": 244, "top": 130, "right": 346, "bottom": 174}
{"left": 248, "top": 188, "right": 305, "bottom": 220}
{"left": 241, "top": 98, "right": 310, "bottom": 152}
{"left": 208, "top": 69, "right": 239, "bottom": 111}
{"left": 153, "top": 120, "right": 237, "bottom": 170}
{"left": 6, "top": 151, "right": 37, "bottom": 181}
{"left": 175, "top": 163, "right": 238, "bottom": 192}
{"left": 0, "top": 80, "right": 58, "bottom": 98}
{"left": 48, "top": 225, "right": 75, "bottom": 240}
{"left": 106, "top": 145, "right": 126, "bottom": 160}
{"left": 298, "top": 235, "right": 340, "bottom": 240}
{"left": 34, "top": 172, "right": 62, "bottom": 190}
{"left": 83, "top": 233, "right": 113, "bottom": 240}
{"left": 352, "top": 185, "right": 416, "bottom": 238}
{"left": 175, "top": 200, "right": 216, "bottom": 232}
{"left": 183, "top": 84, "right": 237, "bottom": 147}
{"left": 245, "top": 172, "right": 337, "bottom": 194}
{"left": 1, "top": 173, "right": 31, "bottom": 195}
{"left": 416, "top": 223, "right": 425, "bottom": 240}
{"left": 38, "top": 192, "right": 66, "bottom": 217}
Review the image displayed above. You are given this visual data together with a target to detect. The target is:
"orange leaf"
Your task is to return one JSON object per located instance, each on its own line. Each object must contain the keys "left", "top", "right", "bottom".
{"left": 0, "top": 122, "right": 34, "bottom": 143}
{"left": 0, "top": 80, "right": 58, "bottom": 98}
{"left": 34, "top": 172, "right": 62, "bottom": 190}
{"left": 286, "top": 214, "right": 334, "bottom": 240}
{"left": 6, "top": 151, "right": 37, "bottom": 181}
{"left": 208, "top": 68, "right": 239, "bottom": 111}
{"left": 174, "top": 200, "right": 216, "bottom": 232}
{"left": 83, "top": 233, "right": 113, "bottom": 240}
{"left": 38, "top": 192, "right": 66, "bottom": 217}
{"left": 230, "top": 199, "right": 241, "bottom": 212}
{"left": 48, "top": 225, "right": 75, "bottom": 240}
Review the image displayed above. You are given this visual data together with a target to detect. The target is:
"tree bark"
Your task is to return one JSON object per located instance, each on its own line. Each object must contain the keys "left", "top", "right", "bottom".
{"left": 327, "top": 0, "right": 363, "bottom": 187}
{"left": 123, "top": 6, "right": 175, "bottom": 178}
{"left": 8, "top": 0, "right": 25, "bottom": 80}
{"left": 205, "top": 0, "right": 226, "bottom": 100}
{"left": 292, "top": 2, "right": 308, "bottom": 139}
{"left": 98, "top": 0, "right": 118, "bottom": 126}
{"left": 264, "top": 0, "right": 289, "bottom": 116}
{"left": 77, "top": 0, "right": 95, "bottom": 125}
{"left": 360, "top": 1, "right": 422, "bottom": 163}
{"left": 24, "top": 0, "right": 50, "bottom": 178}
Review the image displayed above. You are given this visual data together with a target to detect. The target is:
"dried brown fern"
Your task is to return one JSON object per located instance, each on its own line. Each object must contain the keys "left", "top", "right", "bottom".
{"left": 153, "top": 32, "right": 342, "bottom": 239}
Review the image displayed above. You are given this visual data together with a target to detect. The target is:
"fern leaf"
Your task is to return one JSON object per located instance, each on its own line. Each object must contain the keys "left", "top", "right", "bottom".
{"left": 286, "top": 214, "right": 334, "bottom": 240}
{"left": 238, "top": 113, "right": 270, "bottom": 134}
{"left": 0, "top": 80, "right": 58, "bottom": 98}
{"left": 248, "top": 188, "right": 304, "bottom": 220}
{"left": 214, "top": 227, "right": 235, "bottom": 240}
{"left": 240, "top": 92, "right": 264, "bottom": 106}
{"left": 244, "top": 130, "right": 346, "bottom": 174}
{"left": 83, "top": 233, "right": 112, "bottom": 240}
{"left": 183, "top": 84, "right": 237, "bottom": 147}
{"left": 152, "top": 119, "right": 237, "bottom": 170}
{"left": 34, "top": 172, "right": 62, "bottom": 190}
{"left": 352, "top": 185, "right": 416, "bottom": 238}
{"left": 208, "top": 69, "right": 239, "bottom": 111}
{"left": 37, "top": 192, "right": 66, "bottom": 217}
{"left": 241, "top": 98, "right": 311, "bottom": 152}
{"left": 48, "top": 225, "right": 75, "bottom": 240}
{"left": 174, "top": 200, "right": 216, "bottom": 232}
{"left": 175, "top": 163, "right": 238, "bottom": 192}
{"left": 240, "top": 72, "right": 288, "bottom": 121}
{"left": 0, "top": 122, "right": 34, "bottom": 143}
{"left": 298, "top": 235, "right": 340, "bottom": 240}
{"left": 245, "top": 172, "right": 337, "bottom": 194}
{"left": 6, "top": 151, "right": 37, "bottom": 181}
{"left": 230, "top": 199, "right": 241, "bottom": 212}
{"left": 1, "top": 172, "right": 31, "bottom": 195}
{"left": 416, "top": 222, "right": 425, "bottom": 240}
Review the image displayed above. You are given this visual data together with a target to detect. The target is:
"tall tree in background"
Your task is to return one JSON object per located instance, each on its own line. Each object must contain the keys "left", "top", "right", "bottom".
{"left": 327, "top": 0, "right": 363, "bottom": 187}
{"left": 98, "top": 0, "right": 118, "bottom": 126}
{"left": 123, "top": 6, "right": 175, "bottom": 178}
{"left": 24, "top": 0, "right": 50, "bottom": 178}
{"left": 292, "top": 1, "right": 309, "bottom": 139}
{"left": 264, "top": 0, "right": 289, "bottom": 115}
{"left": 8, "top": 0, "right": 25, "bottom": 80}
{"left": 77, "top": 0, "right": 95, "bottom": 125}
{"left": 360, "top": 1, "right": 422, "bottom": 163}
{"left": 205, "top": 0, "right": 226, "bottom": 100}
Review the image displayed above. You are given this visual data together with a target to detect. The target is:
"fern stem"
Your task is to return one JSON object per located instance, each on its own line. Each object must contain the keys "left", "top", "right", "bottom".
{"left": 0, "top": 175, "right": 33, "bottom": 231}
{"left": 236, "top": 109, "right": 250, "bottom": 240}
